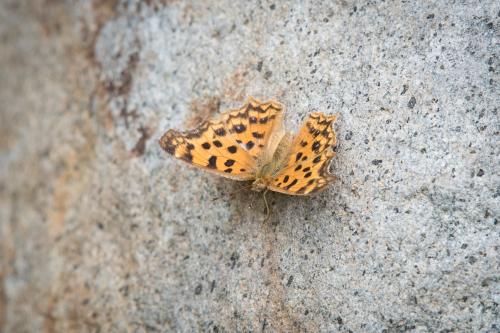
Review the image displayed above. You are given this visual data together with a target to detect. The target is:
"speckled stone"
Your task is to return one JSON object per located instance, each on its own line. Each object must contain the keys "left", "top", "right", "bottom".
{"left": 1, "top": 1, "right": 498, "bottom": 332}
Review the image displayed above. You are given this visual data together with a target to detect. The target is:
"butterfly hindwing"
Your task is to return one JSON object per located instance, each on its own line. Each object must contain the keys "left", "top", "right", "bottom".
{"left": 222, "top": 97, "right": 284, "bottom": 159}
{"left": 268, "top": 113, "right": 337, "bottom": 195}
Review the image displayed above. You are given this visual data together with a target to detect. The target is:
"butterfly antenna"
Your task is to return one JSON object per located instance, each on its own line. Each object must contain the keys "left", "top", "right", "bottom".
{"left": 262, "top": 189, "right": 271, "bottom": 222}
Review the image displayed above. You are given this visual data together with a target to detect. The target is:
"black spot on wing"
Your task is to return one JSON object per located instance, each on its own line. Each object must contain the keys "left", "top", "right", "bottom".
{"left": 295, "top": 152, "right": 303, "bottom": 162}
{"left": 227, "top": 145, "right": 237, "bottom": 153}
{"left": 252, "top": 132, "right": 264, "bottom": 139}
{"left": 162, "top": 141, "right": 176, "bottom": 155}
{"left": 215, "top": 128, "right": 226, "bottom": 136}
{"left": 208, "top": 156, "right": 217, "bottom": 168}
{"left": 201, "top": 142, "right": 211, "bottom": 149}
{"left": 213, "top": 140, "right": 223, "bottom": 148}
{"left": 224, "top": 159, "right": 235, "bottom": 167}
{"left": 284, "top": 179, "right": 298, "bottom": 190}
{"left": 246, "top": 141, "right": 255, "bottom": 150}
{"left": 233, "top": 124, "right": 246, "bottom": 133}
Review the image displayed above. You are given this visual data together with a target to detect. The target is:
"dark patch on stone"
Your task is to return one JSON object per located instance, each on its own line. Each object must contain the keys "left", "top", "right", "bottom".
{"left": 230, "top": 252, "right": 239, "bottom": 269}
{"left": 401, "top": 84, "right": 408, "bottom": 95}
{"left": 477, "top": 169, "right": 484, "bottom": 177}
{"left": 194, "top": 284, "right": 202, "bottom": 295}
{"left": 408, "top": 96, "right": 417, "bottom": 108}
{"left": 210, "top": 280, "right": 216, "bottom": 292}
{"left": 345, "top": 131, "right": 353, "bottom": 140}
{"left": 264, "top": 71, "right": 272, "bottom": 79}
{"left": 286, "top": 275, "right": 294, "bottom": 287}
{"left": 372, "top": 159, "right": 383, "bottom": 165}
{"left": 256, "top": 61, "right": 263, "bottom": 72}
{"left": 132, "top": 126, "right": 151, "bottom": 156}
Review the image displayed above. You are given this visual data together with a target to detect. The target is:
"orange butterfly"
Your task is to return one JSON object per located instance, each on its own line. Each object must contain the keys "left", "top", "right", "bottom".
{"left": 159, "top": 97, "right": 338, "bottom": 215}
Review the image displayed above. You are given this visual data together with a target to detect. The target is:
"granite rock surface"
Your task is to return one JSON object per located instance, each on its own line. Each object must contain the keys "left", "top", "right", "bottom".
{"left": 1, "top": 1, "right": 498, "bottom": 332}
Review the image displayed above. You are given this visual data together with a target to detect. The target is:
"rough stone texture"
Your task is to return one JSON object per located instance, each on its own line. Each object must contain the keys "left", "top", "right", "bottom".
{"left": 1, "top": 1, "right": 498, "bottom": 332}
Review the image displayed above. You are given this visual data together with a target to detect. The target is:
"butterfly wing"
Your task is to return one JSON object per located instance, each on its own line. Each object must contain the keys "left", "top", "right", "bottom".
{"left": 159, "top": 97, "right": 284, "bottom": 180}
{"left": 221, "top": 96, "right": 284, "bottom": 159}
{"left": 268, "top": 113, "right": 337, "bottom": 195}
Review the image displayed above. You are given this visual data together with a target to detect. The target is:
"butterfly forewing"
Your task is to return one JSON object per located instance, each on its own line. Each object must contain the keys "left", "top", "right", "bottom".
{"left": 159, "top": 97, "right": 284, "bottom": 180}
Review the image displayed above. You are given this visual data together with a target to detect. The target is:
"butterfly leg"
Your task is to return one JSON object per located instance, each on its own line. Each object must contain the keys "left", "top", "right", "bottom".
{"left": 262, "top": 189, "right": 271, "bottom": 222}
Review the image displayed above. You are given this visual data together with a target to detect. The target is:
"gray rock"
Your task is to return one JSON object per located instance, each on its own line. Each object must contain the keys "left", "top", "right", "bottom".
{"left": 1, "top": 0, "right": 498, "bottom": 332}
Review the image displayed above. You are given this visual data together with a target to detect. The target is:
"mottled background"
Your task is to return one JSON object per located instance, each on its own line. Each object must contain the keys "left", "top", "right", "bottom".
{"left": 0, "top": 1, "right": 498, "bottom": 332}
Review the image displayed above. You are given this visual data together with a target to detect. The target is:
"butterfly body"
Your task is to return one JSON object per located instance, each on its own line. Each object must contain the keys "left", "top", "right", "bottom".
{"left": 160, "top": 97, "right": 338, "bottom": 196}
{"left": 251, "top": 131, "right": 293, "bottom": 192}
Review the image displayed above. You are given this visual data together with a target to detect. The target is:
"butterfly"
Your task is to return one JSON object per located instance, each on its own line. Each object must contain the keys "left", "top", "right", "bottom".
{"left": 159, "top": 96, "right": 338, "bottom": 215}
